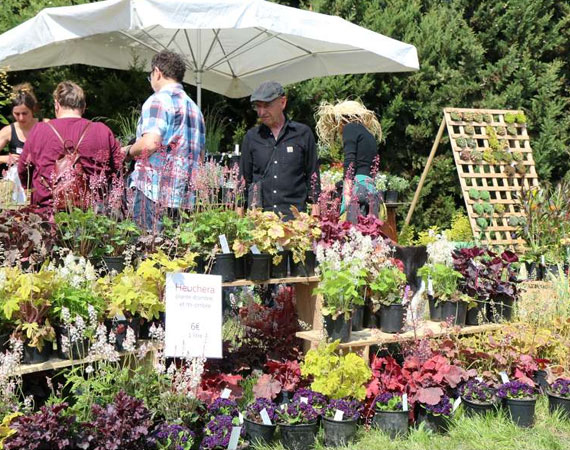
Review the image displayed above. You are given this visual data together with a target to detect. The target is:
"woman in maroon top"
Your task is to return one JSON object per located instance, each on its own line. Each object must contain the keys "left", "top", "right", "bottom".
{"left": 18, "top": 81, "right": 123, "bottom": 210}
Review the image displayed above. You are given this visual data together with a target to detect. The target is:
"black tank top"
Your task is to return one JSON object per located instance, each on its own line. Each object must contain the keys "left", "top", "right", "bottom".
{"left": 9, "top": 123, "right": 25, "bottom": 155}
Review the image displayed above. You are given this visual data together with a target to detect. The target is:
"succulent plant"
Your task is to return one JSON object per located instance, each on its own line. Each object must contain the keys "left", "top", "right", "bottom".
{"left": 504, "top": 165, "right": 516, "bottom": 177}
{"left": 479, "top": 190, "right": 490, "bottom": 201}
{"left": 476, "top": 217, "right": 488, "bottom": 229}
{"left": 456, "top": 137, "right": 467, "bottom": 148}
{"left": 515, "top": 112, "right": 527, "bottom": 124}
{"left": 506, "top": 125, "right": 517, "bottom": 136}
{"left": 502, "top": 151, "right": 513, "bottom": 163}
{"left": 460, "top": 150, "right": 472, "bottom": 161}
{"left": 467, "top": 138, "right": 477, "bottom": 149}
{"left": 512, "top": 151, "right": 524, "bottom": 162}
{"left": 496, "top": 126, "right": 506, "bottom": 136}
{"left": 515, "top": 162, "right": 527, "bottom": 174}
{"left": 450, "top": 111, "right": 462, "bottom": 121}
{"left": 473, "top": 203, "right": 484, "bottom": 216}
{"left": 508, "top": 216, "right": 521, "bottom": 227}
{"left": 463, "top": 112, "right": 474, "bottom": 122}
{"left": 483, "top": 202, "right": 494, "bottom": 215}
{"left": 464, "top": 125, "right": 475, "bottom": 135}
{"left": 483, "top": 113, "right": 493, "bottom": 123}
{"left": 470, "top": 150, "right": 483, "bottom": 163}
{"left": 486, "top": 126, "right": 500, "bottom": 150}
{"left": 492, "top": 150, "right": 504, "bottom": 162}
{"left": 473, "top": 112, "right": 483, "bottom": 123}
{"left": 495, "top": 204, "right": 506, "bottom": 215}
{"left": 482, "top": 149, "right": 496, "bottom": 164}
{"left": 504, "top": 113, "right": 516, "bottom": 124}
{"left": 500, "top": 140, "right": 510, "bottom": 150}
{"left": 468, "top": 188, "right": 480, "bottom": 200}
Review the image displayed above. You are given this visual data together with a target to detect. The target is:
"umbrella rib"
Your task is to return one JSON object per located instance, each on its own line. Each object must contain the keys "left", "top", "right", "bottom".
{"left": 255, "top": 27, "right": 313, "bottom": 56}
{"left": 166, "top": 29, "right": 181, "bottom": 49}
{"left": 199, "top": 29, "right": 220, "bottom": 71}
{"left": 184, "top": 29, "right": 199, "bottom": 72}
{"left": 210, "top": 29, "right": 237, "bottom": 78}
{"left": 204, "top": 30, "right": 270, "bottom": 71}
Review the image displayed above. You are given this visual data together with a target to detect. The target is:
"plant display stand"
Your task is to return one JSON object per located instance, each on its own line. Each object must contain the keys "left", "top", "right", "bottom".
{"left": 406, "top": 108, "right": 540, "bottom": 247}
{"left": 296, "top": 321, "right": 502, "bottom": 362}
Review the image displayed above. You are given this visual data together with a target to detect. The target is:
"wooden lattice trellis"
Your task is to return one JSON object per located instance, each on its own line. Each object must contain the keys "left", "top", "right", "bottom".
{"left": 443, "top": 107, "right": 539, "bottom": 246}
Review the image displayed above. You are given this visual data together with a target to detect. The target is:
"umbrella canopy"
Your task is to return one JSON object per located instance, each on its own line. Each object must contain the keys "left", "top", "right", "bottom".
{"left": 0, "top": 0, "right": 419, "bottom": 105}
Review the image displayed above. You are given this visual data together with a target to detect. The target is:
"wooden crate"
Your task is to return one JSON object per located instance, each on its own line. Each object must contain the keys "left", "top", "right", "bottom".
{"left": 443, "top": 108, "right": 539, "bottom": 247}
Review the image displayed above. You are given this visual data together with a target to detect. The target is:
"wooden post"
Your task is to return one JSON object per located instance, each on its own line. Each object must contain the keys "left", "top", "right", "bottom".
{"left": 405, "top": 117, "right": 447, "bottom": 226}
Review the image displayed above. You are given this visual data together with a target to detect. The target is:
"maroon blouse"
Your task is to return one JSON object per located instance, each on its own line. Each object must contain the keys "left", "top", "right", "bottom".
{"left": 18, "top": 117, "right": 123, "bottom": 208}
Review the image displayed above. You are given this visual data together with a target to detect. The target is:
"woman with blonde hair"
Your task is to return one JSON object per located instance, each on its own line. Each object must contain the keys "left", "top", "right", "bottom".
{"left": 315, "top": 99, "right": 382, "bottom": 219}
{"left": 0, "top": 83, "right": 39, "bottom": 167}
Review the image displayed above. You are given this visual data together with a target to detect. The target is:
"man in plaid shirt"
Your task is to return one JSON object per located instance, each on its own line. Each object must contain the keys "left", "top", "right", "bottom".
{"left": 123, "top": 50, "right": 205, "bottom": 230}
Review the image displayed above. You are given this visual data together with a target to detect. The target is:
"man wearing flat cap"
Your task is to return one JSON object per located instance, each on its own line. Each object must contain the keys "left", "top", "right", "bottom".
{"left": 239, "top": 81, "right": 320, "bottom": 220}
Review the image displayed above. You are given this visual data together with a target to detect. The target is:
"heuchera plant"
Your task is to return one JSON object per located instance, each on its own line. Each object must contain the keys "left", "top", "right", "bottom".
{"left": 4, "top": 403, "right": 75, "bottom": 450}
{"left": 459, "top": 379, "right": 496, "bottom": 403}
{"left": 366, "top": 356, "right": 406, "bottom": 400}
{"left": 245, "top": 398, "right": 277, "bottom": 423}
{"left": 325, "top": 398, "right": 363, "bottom": 421}
{"left": 549, "top": 378, "right": 570, "bottom": 398}
{"left": 496, "top": 381, "right": 537, "bottom": 399}
{"left": 252, "top": 359, "right": 301, "bottom": 400}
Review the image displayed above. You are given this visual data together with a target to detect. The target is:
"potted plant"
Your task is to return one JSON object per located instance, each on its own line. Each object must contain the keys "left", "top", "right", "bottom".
{"left": 54, "top": 207, "right": 106, "bottom": 259}
{"left": 484, "top": 250, "right": 519, "bottom": 322}
{"left": 322, "top": 398, "right": 362, "bottom": 447}
{"left": 369, "top": 266, "right": 409, "bottom": 333}
{"left": 459, "top": 378, "right": 497, "bottom": 416}
{"left": 314, "top": 259, "right": 367, "bottom": 342}
{"left": 201, "top": 414, "right": 246, "bottom": 450}
{"left": 452, "top": 247, "right": 489, "bottom": 325}
{"left": 276, "top": 401, "right": 319, "bottom": 450}
{"left": 497, "top": 381, "right": 537, "bottom": 427}
{"left": 385, "top": 175, "right": 409, "bottom": 203}
{"left": 419, "top": 395, "right": 453, "bottom": 433}
{"left": 243, "top": 398, "right": 277, "bottom": 445}
{"left": 147, "top": 423, "right": 195, "bottom": 450}
{"left": 417, "top": 263, "right": 464, "bottom": 323}
{"left": 372, "top": 392, "right": 408, "bottom": 438}
{"left": 291, "top": 389, "right": 328, "bottom": 417}
{"left": 547, "top": 378, "right": 569, "bottom": 418}
{"left": 95, "top": 215, "right": 141, "bottom": 273}
{"left": 286, "top": 207, "right": 321, "bottom": 277}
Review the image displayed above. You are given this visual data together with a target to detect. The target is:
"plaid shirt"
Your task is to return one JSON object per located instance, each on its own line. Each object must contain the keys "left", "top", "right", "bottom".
{"left": 131, "top": 83, "right": 205, "bottom": 208}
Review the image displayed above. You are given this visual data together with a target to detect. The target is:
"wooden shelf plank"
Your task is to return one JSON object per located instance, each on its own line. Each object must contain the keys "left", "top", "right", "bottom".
{"left": 296, "top": 322, "right": 502, "bottom": 347}
{"left": 222, "top": 276, "right": 320, "bottom": 287}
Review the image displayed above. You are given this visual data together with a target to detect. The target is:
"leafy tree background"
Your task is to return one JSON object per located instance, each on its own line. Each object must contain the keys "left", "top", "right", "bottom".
{"left": 1, "top": 0, "right": 568, "bottom": 232}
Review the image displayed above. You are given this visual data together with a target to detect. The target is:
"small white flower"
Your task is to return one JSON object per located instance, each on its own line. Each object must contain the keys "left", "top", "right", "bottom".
{"left": 85, "top": 365, "right": 94, "bottom": 374}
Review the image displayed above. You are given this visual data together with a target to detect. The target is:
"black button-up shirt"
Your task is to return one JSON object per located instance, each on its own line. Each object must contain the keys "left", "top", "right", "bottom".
{"left": 239, "top": 119, "right": 320, "bottom": 219}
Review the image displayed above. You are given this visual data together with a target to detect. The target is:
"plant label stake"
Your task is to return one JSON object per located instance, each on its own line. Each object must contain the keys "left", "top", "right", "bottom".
{"left": 260, "top": 408, "right": 272, "bottom": 425}
{"left": 541, "top": 255, "right": 545, "bottom": 266}
{"left": 227, "top": 426, "right": 241, "bottom": 450}
{"left": 427, "top": 276, "right": 434, "bottom": 296}
{"left": 250, "top": 245, "right": 261, "bottom": 255}
{"left": 334, "top": 409, "right": 344, "bottom": 421}
{"left": 221, "top": 388, "right": 232, "bottom": 399}
{"left": 452, "top": 397, "right": 462, "bottom": 413}
{"left": 280, "top": 404, "right": 286, "bottom": 410}
{"left": 276, "top": 243, "right": 284, "bottom": 251}
{"left": 219, "top": 234, "right": 231, "bottom": 254}
{"left": 300, "top": 397, "right": 308, "bottom": 404}
{"left": 499, "top": 372, "right": 509, "bottom": 383}
{"left": 402, "top": 394, "right": 408, "bottom": 412}
{"left": 476, "top": 376, "right": 484, "bottom": 382}
{"left": 238, "top": 412, "right": 244, "bottom": 424}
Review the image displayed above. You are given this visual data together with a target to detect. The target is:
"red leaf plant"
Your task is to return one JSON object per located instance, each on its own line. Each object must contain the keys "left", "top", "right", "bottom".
{"left": 252, "top": 359, "right": 302, "bottom": 400}
{"left": 197, "top": 372, "right": 243, "bottom": 405}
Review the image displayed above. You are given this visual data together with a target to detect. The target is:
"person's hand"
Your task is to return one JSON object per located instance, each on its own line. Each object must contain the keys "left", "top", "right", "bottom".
{"left": 7, "top": 154, "right": 19, "bottom": 165}
{"left": 121, "top": 145, "right": 132, "bottom": 161}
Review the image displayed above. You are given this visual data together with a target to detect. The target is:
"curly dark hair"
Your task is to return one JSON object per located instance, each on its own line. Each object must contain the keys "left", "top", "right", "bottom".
{"left": 151, "top": 50, "right": 186, "bottom": 82}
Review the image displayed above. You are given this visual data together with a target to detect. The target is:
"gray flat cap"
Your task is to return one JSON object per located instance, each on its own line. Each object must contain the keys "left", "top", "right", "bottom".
{"left": 250, "top": 81, "right": 285, "bottom": 103}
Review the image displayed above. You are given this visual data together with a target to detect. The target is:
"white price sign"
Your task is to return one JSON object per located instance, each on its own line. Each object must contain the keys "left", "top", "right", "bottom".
{"left": 165, "top": 273, "right": 223, "bottom": 358}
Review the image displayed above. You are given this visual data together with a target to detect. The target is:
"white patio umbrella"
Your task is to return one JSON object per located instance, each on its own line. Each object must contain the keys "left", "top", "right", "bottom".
{"left": 0, "top": 0, "right": 419, "bottom": 107}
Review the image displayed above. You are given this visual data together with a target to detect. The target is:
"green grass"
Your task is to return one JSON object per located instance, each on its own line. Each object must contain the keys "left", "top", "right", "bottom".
{"left": 254, "top": 397, "right": 570, "bottom": 450}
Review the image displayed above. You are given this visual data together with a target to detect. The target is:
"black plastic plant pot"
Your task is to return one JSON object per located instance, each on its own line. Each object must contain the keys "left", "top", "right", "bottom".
{"left": 466, "top": 300, "right": 485, "bottom": 325}
{"left": 0, "top": 332, "right": 10, "bottom": 353}
{"left": 363, "top": 303, "right": 378, "bottom": 329}
{"left": 533, "top": 370, "right": 548, "bottom": 394}
{"left": 279, "top": 422, "right": 318, "bottom": 450}
{"left": 504, "top": 397, "right": 536, "bottom": 427}
{"left": 461, "top": 397, "right": 496, "bottom": 417}
{"left": 234, "top": 256, "right": 246, "bottom": 279}
{"left": 440, "top": 301, "right": 467, "bottom": 326}
{"left": 246, "top": 253, "right": 271, "bottom": 281}
{"left": 380, "top": 304, "right": 405, "bottom": 333}
{"left": 211, "top": 253, "right": 236, "bottom": 282}
{"left": 352, "top": 305, "right": 365, "bottom": 331}
{"left": 322, "top": 417, "right": 358, "bottom": 447}
{"left": 385, "top": 190, "right": 399, "bottom": 203}
{"left": 422, "top": 411, "right": 450, "bottom": 433}
{"left": 524, "top": 261, "right": 538, "bottom": 280}
{"left": 372, "top": 410, "right": 409, "bottom": 438}
{"left": 324, "top": 314, "right": 352, "bottom": 343}
{"left": 289, "top": 251, "right": 317, "bottom": 277}
{"left": 547, "top": 392, "right": 570, "bottom": 419}
{"left": 22, "top": 342, "right": 52, "bottom": 364}
{"left": 487, "top": 295, "right": 514, "bottom": 322}
{"left": 428, "top": 296, "right": 442, "bottom": 321}
{"left": 271, "top": 250, "right": 290, "bottom": 278}
{"left": 55, "top": 325, "right": 90, "bottom": 360}
{"left": 194, "top": 254, "right": 206, "bottom": 274}
{"left": 244, "top": 418, "right": 276, "bottom": 445}
{"left": 101, "top": 255, "right": 126, "bottom": 273}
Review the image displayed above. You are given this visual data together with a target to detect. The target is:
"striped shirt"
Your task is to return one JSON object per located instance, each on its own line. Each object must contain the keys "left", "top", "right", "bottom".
{"left": 131, "top": 83, "right": 205, "bottom": 208}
